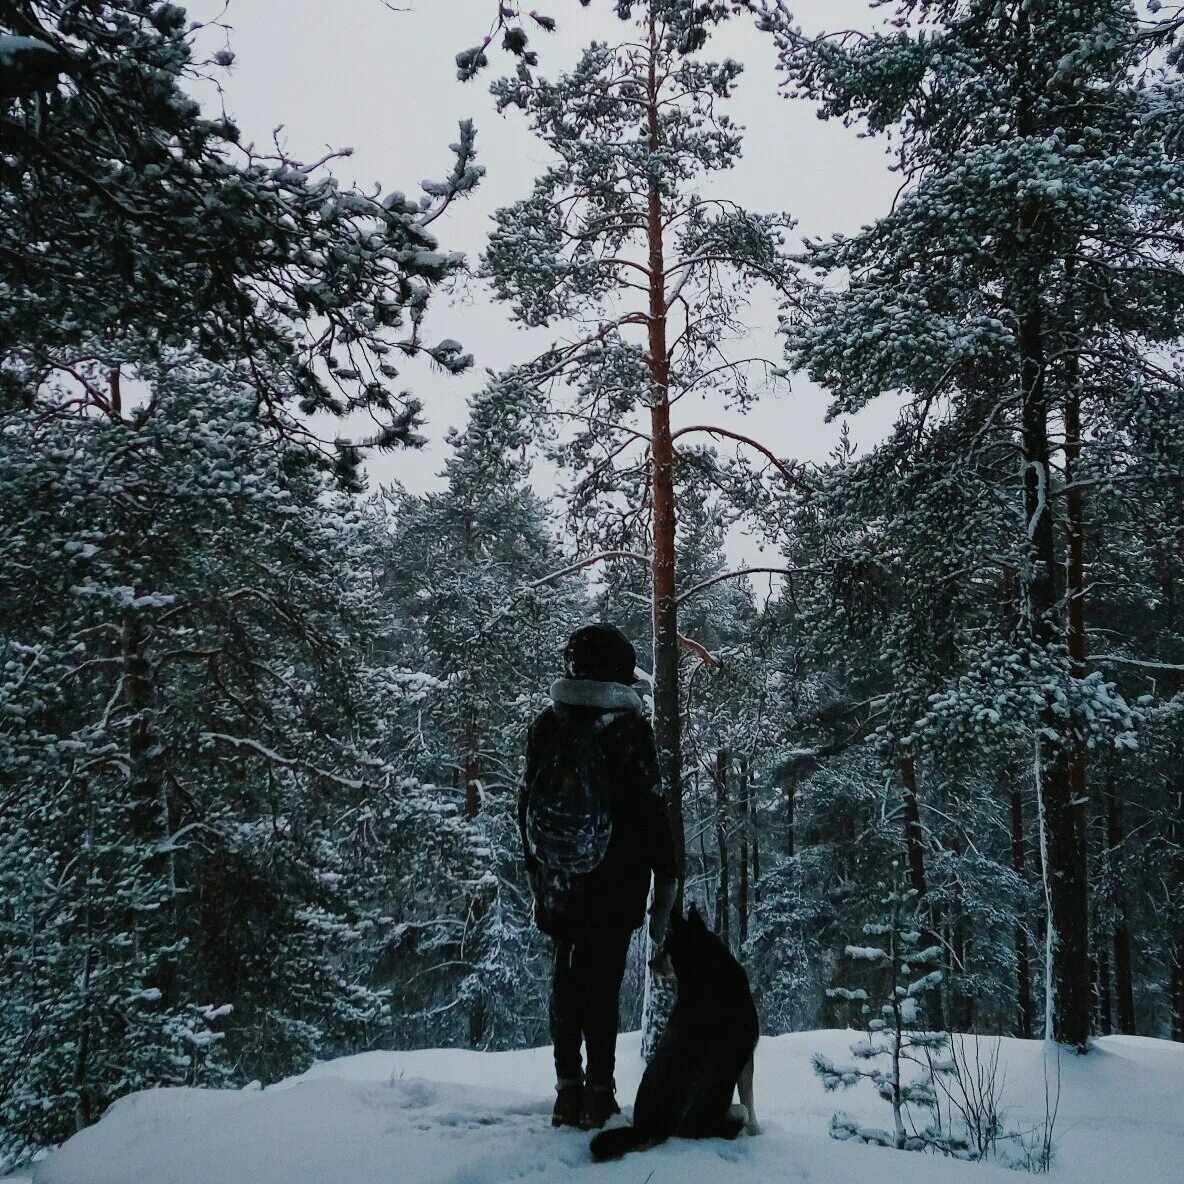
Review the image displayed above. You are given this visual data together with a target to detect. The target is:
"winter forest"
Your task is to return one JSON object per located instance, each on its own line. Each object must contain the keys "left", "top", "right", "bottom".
{"left": 3, "top": 1, "right": 1184, "bottom": 1181}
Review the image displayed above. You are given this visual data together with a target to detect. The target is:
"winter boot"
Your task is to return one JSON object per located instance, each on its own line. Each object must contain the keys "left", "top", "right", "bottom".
{"left": 552, "top": 1079, "right": 583, "bottom": 1128}
{"left": 580, "top": 1086, "right": 620, "bottom": 1130}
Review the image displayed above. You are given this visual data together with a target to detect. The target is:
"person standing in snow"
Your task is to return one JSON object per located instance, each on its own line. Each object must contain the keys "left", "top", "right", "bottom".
{"left": 520, "top": 623, "right": 679, "bottom": 1130}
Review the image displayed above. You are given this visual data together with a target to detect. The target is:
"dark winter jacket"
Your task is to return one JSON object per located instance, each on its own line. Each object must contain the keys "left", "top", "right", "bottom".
{"left": 520, "top": 678, "right": 678, "bottom": 938}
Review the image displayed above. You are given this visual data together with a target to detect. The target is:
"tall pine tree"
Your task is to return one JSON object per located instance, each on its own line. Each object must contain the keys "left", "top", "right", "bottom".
{"left": 761, "top": 0, "right": 1184, "bottom": 1048}
{"left": 480, "top": 0, "right": 797, "bottom": 912}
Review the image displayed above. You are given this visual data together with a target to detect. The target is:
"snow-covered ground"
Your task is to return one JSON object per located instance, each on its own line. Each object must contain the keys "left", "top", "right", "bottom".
{"left": 14, "top": 1031, "right": 1184, "bottom": 1184}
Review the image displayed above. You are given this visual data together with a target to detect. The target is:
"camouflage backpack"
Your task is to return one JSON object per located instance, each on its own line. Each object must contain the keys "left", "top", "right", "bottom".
{"left": 525, "top": 712, "right": 615, "bottom": 925}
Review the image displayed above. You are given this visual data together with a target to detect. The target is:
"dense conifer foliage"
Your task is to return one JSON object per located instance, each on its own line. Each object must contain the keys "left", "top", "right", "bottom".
{"left": 1, "top": 0, "right": 481, "bottom": 462}
{"left": 3, "top": 0, "right": 1184, "bottom": 1166}
{"left": 757, "top": 0, "right": 1184, "bottom": 1049}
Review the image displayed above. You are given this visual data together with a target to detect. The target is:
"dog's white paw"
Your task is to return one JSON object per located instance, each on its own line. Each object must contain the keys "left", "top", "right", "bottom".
{"left": 727, "top": 1103, "right": 760, "bottom": 1135}
{"left": 729, "top": 1103, "right": 762, "bottom": 1136}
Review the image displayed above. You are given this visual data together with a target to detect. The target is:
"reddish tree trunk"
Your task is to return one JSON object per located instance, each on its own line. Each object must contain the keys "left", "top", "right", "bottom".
{"left": 644, "top": 18, "right": 683, "bottom": 882}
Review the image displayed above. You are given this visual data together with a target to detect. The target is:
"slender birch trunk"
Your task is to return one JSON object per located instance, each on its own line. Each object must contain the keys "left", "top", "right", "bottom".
{"left": 1011, "top": 784, "right": 1035, "bottom": 1038}
{"left": 714, "top": 749, "right": 731, "bottom": 946}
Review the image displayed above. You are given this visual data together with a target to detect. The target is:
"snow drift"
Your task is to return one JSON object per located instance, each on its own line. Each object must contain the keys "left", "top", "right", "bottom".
{"left": 20, "top": 1031, "right": 1184, "bottom": 1184}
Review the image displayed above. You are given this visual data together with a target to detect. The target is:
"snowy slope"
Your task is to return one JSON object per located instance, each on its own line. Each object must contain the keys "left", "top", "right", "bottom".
{"left": 22, "top": 1031, "right": 1184, "bottom": 1184}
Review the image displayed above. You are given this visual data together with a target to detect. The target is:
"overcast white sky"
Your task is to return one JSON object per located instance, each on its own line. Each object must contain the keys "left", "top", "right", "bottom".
{"left": 193, "top": 0, "right": 901, "bottom": 501}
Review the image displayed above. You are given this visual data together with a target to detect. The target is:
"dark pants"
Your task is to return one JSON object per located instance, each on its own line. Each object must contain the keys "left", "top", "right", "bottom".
{"left": 550, "top": 926, "right": 633, "bottom": 1089}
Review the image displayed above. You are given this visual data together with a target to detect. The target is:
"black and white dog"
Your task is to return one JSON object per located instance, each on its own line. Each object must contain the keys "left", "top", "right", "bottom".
{"left": 589, "top": 905, "right": 760, "bottom": 1161}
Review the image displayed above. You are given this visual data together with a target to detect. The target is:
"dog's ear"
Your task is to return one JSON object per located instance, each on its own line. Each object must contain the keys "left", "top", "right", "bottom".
{"left": 687, "top": 903, "right": 706, "bottom": 931}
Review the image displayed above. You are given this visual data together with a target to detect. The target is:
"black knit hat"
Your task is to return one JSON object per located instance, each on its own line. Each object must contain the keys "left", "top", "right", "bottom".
{"left": 563, "top": 623, "right": 637, "bottom": 685}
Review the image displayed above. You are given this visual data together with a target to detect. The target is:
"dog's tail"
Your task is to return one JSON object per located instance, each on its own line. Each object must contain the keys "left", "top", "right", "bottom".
{"left": 588, "top": 1124, "right": 662, "bottom": 1162}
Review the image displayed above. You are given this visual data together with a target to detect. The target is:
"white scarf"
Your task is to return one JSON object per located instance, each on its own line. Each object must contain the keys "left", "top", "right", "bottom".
{"left": 549, "top": 678, "right": 643, "bottom": 714}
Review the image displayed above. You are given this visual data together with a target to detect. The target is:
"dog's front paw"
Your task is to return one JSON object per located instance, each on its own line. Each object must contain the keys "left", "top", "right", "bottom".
{"left": 730, "top": 1103, "right": 761, "bottom": 1136}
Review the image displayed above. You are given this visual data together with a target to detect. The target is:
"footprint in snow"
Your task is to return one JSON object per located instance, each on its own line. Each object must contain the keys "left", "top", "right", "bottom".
{"left": 714, "top": 1141, "right": 747, "bottom": 1164}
